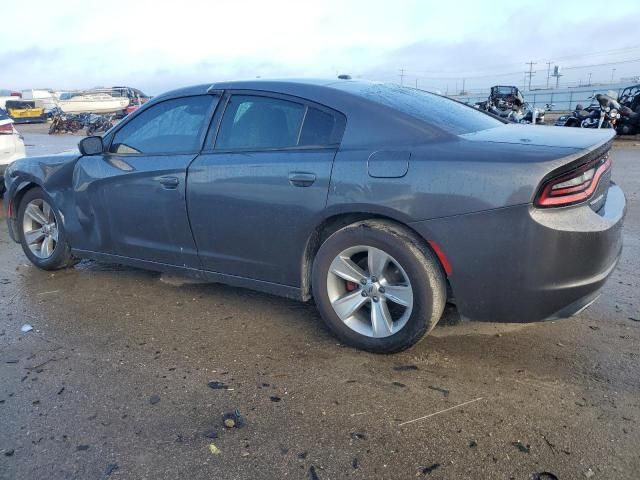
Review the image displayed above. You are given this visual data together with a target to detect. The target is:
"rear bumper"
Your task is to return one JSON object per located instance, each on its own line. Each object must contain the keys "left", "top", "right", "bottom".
{"left": 410, "top": 182, "right": 626, "bottom": 322}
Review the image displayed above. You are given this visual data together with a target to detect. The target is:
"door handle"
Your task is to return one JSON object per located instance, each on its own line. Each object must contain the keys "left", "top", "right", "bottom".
{"left": 159, "top": 176, "right": 179, "bottom": 189}
{"left": 288, "top": 172, "right": 316, "bottom": 187}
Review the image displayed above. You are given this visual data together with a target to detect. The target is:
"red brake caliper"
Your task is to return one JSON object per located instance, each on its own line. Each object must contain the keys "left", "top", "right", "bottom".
{"left": 345, "top": 281, "right": 358, "bottom": 292}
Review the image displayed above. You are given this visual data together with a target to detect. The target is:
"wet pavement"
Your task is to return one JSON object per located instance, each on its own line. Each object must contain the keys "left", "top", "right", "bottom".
{"left": 1, "top": 128, "right": 639, "bottom": 479}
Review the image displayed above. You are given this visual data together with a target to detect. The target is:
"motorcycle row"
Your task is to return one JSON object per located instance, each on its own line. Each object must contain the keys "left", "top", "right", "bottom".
{"left": 475, "top": 83, "right": 640, "bottom": 135}
{"left": 48, "top": 108, "right": 115, "bottom": 136}
{"left": 475, "top": 84, "right": 640, "bottom": 135}
{"left": 554, "top": 85, "right": 640, "bottom": 135}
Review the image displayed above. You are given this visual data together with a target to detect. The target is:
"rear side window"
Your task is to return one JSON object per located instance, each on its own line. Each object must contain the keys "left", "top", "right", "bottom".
{"left": 216, "top": 95, "right": 305, "bottom": 149}
{"left": 299, "top": 107, "right": 346, "bottom": 146}
{"left": 110, "top": 96, "right": 215, "bottom": 154}
{"left": 216, "top": 95, "right": 346, "bottom": 150}
{"left": 355, "top": 84, "right": 502, "bottom": 135}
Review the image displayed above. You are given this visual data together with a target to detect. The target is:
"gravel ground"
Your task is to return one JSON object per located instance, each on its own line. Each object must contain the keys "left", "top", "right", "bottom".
{"left": 0, "top": 128, "right": 639, "bottom": 479}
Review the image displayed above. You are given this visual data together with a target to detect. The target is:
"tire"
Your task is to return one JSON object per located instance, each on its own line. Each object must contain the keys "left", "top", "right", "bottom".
{"left": 16, "top": 187, "right": 75, "bottom": 270}
{"left": 312, "top": 219, "right": 447, "bottom": 353}
{"left": 48, "top": 120, "right": 57, "bottom": 135}
{"left": 86, "top": 126, "right": 95, "bottom": 136}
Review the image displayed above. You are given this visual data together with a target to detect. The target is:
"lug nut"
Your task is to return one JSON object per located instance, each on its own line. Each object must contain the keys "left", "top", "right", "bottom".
{"left": 371, "top": 276, "right": 377, "bottom": 282}
{"left": 360, "top": 278, "right": 367, "bottom": 285}
{"left": 361, "top": 291, "right": 368, "bottom": 297}
{"left": 372, "top": 296, "right": 379, "bottom": 302}
{"left": 379, "top": 287, "right": 385, "bottom": 293}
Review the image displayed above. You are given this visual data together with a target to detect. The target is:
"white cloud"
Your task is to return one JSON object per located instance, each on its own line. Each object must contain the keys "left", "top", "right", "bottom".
{"left": 1, "top": 0, "right": 639, "bottom": 93}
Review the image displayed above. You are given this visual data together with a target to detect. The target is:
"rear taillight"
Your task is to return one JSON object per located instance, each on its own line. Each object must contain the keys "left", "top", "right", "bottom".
{"left": 0, "top": 123, "right": 14, "bottom": 134}
{"left": 535, "top": 153, "right": 611, "bottom": 207}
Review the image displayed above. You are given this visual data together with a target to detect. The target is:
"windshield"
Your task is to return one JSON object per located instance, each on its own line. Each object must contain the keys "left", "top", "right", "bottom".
{"left": 355, "top": 83, "right": 503, "bottom": 135}
{"left": 494, "top": 86, "right": 516, "bottom": 95}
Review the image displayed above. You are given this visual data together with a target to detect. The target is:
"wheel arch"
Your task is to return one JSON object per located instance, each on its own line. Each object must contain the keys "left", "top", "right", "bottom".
{"left": 6, "top": 179, "right": 44, "bottom": 241}
{"left": 300, "top": 211, "right": 451, "bottom": 301}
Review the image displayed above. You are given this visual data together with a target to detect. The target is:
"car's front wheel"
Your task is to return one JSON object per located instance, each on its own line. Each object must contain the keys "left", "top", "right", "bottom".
{"left": 312, "top": 220, "right": 447, "bottom": 353}
{"left": 17, "top": 187, "right": 75, "bottom": 270}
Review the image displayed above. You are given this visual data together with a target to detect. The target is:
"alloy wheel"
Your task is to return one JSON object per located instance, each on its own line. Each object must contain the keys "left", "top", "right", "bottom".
{"left": 22, "top": 199, "right": 58, "bottom": 259}
{"left": 326, "top": 245, "right": 414, "bottom": 338}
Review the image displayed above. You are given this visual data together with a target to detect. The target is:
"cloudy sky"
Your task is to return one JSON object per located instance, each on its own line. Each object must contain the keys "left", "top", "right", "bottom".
{"left": 1, "top": 0, "right": 639, "bottom": 95}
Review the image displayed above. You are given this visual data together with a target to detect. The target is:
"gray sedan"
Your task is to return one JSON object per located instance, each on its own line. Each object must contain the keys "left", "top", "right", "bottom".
{"left": 3, "top": 80, "right": 625, "bottom": 352}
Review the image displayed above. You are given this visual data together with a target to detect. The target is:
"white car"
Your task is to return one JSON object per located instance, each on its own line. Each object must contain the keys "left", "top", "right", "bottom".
{"left": 1, "top": 109, "right": 26, "bottom": 195}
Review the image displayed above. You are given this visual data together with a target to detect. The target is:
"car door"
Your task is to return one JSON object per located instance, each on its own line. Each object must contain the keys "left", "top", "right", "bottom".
{"left": 187, "top": 92, "right": 346, "bottom": 286}
{"left": 72, "top": 94, "right": 218, "bottom": 267}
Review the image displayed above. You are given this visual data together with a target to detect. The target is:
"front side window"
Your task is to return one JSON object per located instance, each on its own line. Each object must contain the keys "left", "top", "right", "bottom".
{"left": 110, "top": 96, "right": 215, "bottom": 154}
{"left": 216, "top": 95, "right": 305, "bottom": 150}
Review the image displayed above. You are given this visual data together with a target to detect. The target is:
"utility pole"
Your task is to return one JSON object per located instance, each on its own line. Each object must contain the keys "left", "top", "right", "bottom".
{"left": 588, "top": 72, "right": 592, "bottom": 86}
{"left": 461, "top": 78, "right": 466, "bottom": 95}
{"left": 610, "top": 68, "right": 616, "bottom": 84}
{"left": 399, "top": 68, "right": 405, "bottom": 86}
{"left": 546, "top": 62, "right": 552, "bottom": 89}
{"left": 525, "top": 61, "right": 537, "bottom": 91}
{"left": 551, "top": 65, "right": 562, "bottom": 89}
{"left": 415, "top": 78, "right": 419, "bottom": 89}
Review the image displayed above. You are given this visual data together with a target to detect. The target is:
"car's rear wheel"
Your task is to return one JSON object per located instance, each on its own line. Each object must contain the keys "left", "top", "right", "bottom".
{"left": 312, "top": 219, "right": 446, "bottom": 353}
{"left": 17, "top": 187, "right": 75, "bottom": 270}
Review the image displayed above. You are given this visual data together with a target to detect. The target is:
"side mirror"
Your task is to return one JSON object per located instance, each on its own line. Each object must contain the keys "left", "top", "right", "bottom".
{"left": 79, "top": 136, "right": 104, "bottom": 156}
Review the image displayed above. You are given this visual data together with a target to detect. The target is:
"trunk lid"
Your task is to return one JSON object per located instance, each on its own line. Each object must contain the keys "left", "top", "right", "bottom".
{"left": 459, "top": 124, "right": 616, "bottom": 149}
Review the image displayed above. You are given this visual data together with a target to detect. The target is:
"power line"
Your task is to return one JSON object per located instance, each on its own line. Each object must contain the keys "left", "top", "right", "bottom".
{"left": 396, "top": 57, "right": 640, "bottom": 81}
{"left": 562, "top": 57, "right": 640, "bottom": 70}
{"left": 401, "top": 45, "right": 640, "bottom": 78}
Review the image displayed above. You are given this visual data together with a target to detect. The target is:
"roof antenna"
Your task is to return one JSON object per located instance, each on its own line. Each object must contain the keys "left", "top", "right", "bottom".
{"left": 337, "top": 74, "right": 352, "bottom": 80}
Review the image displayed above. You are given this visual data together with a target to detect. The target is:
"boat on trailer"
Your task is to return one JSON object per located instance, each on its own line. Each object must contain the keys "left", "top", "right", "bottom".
{"left": 57, "top": 92, "right": 129, "bottom": 114}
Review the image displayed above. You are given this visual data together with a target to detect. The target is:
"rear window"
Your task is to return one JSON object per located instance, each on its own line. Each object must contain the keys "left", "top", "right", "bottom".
{"left": 356, "top": 84, "right": 502, "bottom": 135}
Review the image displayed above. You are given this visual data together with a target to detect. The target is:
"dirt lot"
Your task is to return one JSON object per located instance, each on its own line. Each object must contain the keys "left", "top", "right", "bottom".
{"left": 1, "top": 127, "right": 639, "bottom": 479}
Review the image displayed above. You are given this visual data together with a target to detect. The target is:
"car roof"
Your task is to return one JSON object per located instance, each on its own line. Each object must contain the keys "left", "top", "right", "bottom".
{"left": 153, "top": 79, "right": 388, "bottom": 110}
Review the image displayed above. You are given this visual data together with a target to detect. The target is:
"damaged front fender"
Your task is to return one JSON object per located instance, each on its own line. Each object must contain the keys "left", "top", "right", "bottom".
{"left": 4, "top": 152, "right": 81, "bottom": 243}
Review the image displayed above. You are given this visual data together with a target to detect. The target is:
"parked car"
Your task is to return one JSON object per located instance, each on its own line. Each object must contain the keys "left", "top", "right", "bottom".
{"left": 0, "top": 108, "right": 26, "bottom": 195}
{"left": 0, "top": 89, "right": 22, "bottom": 109}
{"left": 106, "top": 86, "right": 150, "bottom": 117}
{"left": 3, "top": 80, "right": 625, "bottom": 352}
{"left": 476, "top": 85, "right": 547, "bottom": 124}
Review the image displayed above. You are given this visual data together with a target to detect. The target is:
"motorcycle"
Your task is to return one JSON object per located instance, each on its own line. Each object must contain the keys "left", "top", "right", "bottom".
{"left": 582, "top": 94, "right": 620, "bottom": 129}
{"left": 48, "top": 107, "right": 85, "bottom": 134}
{"left": 616, "top": 105, "right": 640, "bottom": 135}
{"left": 554, "top": 104, "right": 595, "bottom": 127}
{"left": 554, "top": 94, "right": 620, "bottom": 129}
{"left": 85, "top": 113, "right": 114, "bottom": 136}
